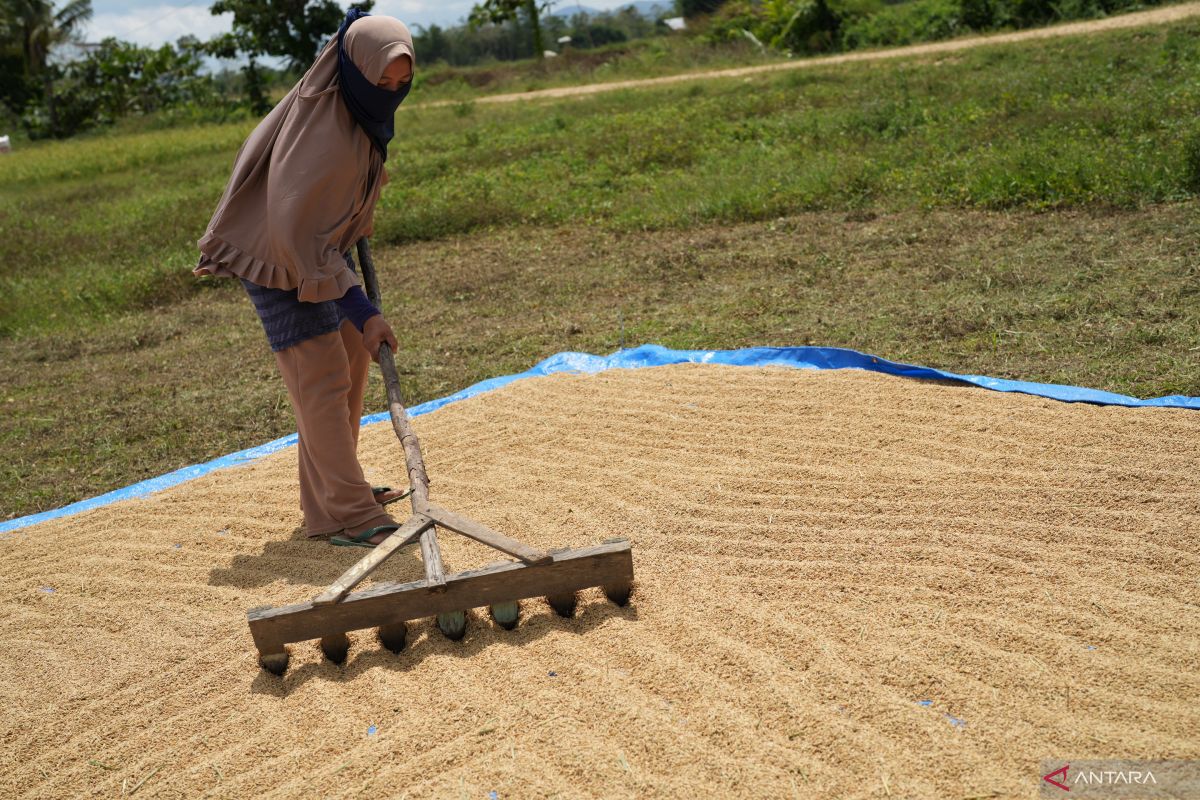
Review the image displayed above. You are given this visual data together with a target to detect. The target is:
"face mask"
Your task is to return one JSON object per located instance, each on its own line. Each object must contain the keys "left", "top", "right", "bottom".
{"left": 337, "top": 10, "right": 411, "bottom": 162}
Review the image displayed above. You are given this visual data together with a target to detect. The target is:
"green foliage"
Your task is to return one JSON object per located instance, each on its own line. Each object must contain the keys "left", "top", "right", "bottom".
{"left": 574, "top": 7, "right": 661, "bottom": 45}
{"left": 0, "top": 0, "right": 92, "bottom": 116}
{"left": 841, "top": 0, "right": 963, "bottom": 48}
{"left": 204, "top": 0, "right": 371, "bottom": 113}
{"left": 19, "top": 37, "right": 228, "bottom": 139}
{"left": 415, "top": 21, "right": 532, "bottom": 65}
{"left": 573, "top": 22, "right": 629, "bottom": 47}
{"left": 205, "top": 0, "right": 371, "bottom": 72}
{"left": 959, "top": 0, "right": 1000, "bottom": 28}
{"left": 1, "top": 0, "right": 93, "bottom": 76}
{"left": 0, "top": 50, "right": 37, "bottom": 114}
{"left": 1, "top": 1, "right": 247, "bottom": 138}
{"left": 770, "top": 0, "right": 841, "bottom": 52}
{"left": 706, "top": 0, "right": 841, "bottom": 54}
{"left": 677, "top": 0, "right": 728, "bottom": 16}
{"left": 416, "top": 6, "right": 664, "bottom": 68}
{"left": 701, "top": 1, "right": 760, "bottom": 43}
{"left": 707, "top": 0, "right": 1166, "bottom": 55}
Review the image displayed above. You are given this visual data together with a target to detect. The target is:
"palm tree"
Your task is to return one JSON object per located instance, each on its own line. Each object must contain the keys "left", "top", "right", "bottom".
{"left": 5, "top": 0, "right": 93, "bottom": 75}
{"left": 1, "top": 0, "right": 93, "bottom": 131}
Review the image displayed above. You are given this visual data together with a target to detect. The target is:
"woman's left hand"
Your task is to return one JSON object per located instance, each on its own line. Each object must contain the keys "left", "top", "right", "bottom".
{"left": 362, "top": 314, "right": 399, "bottom": 362}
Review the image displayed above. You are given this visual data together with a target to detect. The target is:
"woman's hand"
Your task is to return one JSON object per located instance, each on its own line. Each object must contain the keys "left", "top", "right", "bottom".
{"left": 362, "top": 314, "right": 399, "bottom": 362}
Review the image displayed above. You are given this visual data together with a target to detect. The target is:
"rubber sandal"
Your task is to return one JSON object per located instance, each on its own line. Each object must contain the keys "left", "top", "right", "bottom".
{"left": 330, "top": 524, "right": 401, "bottom": 549}
{"left": 372, "top": 486, "right": 412, "bottom": 506}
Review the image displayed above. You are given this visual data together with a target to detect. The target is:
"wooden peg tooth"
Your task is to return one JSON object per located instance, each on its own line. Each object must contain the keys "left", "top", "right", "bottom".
{"left": 436, "top": 610, "right": 467, "bottom": 640}
{"left": 378, "top": 622, "right": 407, "bottom": 653}
{"left": 546, "top": 591, "right": 577, "bottom": 619}
{"left": 319, "top": 632, "right": 350, "bottom": 664}
{"left": 490, "top": 601, "right": 520, "bottom": 630}
{"left": 259, "top": 650, "right": 290, "bottom": 676}
{"left": 603, "top": 582, "right": 633, "bottom": 607}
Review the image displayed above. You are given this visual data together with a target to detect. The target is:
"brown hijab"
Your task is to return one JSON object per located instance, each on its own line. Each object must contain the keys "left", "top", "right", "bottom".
{"left": 195, "top": 16, "right": 414, "bottom": 302}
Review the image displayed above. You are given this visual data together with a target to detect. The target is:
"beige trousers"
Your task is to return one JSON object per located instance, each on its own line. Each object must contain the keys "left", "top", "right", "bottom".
{"left": 273, "top": 320, "right": 396, "bottom": 537}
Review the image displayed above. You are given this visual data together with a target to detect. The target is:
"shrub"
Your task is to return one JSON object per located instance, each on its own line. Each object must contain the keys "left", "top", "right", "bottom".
{"left": 709, "top": 0, "right": 1166, "bottom": 57}
{"left": 703, "top": 0, "right": 763, "bottom": 43}
{"left": 706, "top": 0, "right": 843, "bottom": 54}
{"left": 772, "top": 0, "right": 842, "bottom": 53}
{"left": 841, "top": 0, "right": 964, "bottom": 48}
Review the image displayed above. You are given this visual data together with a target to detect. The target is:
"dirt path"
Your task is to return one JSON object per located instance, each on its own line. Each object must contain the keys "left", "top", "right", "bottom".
{"left": 3, "top": 364, "right": 1197, "bottom": 798}
{"left": 432, "top": 3, "right": 1200, "bottom": 107}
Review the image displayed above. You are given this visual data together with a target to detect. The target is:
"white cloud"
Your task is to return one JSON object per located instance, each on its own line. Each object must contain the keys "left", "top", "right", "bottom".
{"left": 85, "top": 5, "right": 233, "bottom": 48}
{"left": 370, "top": 0, "right": 475, "bottom": 28}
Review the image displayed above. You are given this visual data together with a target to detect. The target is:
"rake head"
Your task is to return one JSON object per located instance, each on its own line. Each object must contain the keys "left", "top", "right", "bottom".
{"left": 249, "top": 532, "right": 634, "bottom": 675}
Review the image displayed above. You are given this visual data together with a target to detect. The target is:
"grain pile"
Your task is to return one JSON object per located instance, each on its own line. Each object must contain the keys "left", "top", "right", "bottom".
{"left": 2, "top": 364, "right": 1198, "bottom": 799}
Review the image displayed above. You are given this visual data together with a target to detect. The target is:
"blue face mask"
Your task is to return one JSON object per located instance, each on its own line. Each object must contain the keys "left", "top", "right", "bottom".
{"left": 337, "top": 10, "right": 411, "bottom": 162}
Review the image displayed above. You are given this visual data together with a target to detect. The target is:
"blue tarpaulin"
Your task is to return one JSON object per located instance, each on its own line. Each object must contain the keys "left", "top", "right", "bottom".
{"left": 3, "top": 344, "right": 1196, "bottom": 534}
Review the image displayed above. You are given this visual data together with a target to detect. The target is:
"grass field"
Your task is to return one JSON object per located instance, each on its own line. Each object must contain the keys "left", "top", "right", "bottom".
{"left": 412, "top": 35, "right": 786, "bottom": 102}
{"left": 5, "top": 20, "right": 1200, "bottom": 338}
{"left": 2, "top": 20, "right": 1199, "bottom": 520}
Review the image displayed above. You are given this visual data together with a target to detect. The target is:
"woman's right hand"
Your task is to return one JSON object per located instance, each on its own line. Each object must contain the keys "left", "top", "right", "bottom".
{"left": 362, "top": 314, "right": 398, "bottom": 362}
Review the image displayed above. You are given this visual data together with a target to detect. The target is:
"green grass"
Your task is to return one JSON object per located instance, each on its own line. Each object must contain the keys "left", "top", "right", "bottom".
{"left": 2, "top": 19, "right": 1200, "bottom": 520}
{"left": 413, "top": 36, "right": 786, "bottom": 102}
{"left": 4, "top": 22, "right": 1200, "bottom": 339}
{"left": 0, "top": 124, "right": 250, "bottom": 335}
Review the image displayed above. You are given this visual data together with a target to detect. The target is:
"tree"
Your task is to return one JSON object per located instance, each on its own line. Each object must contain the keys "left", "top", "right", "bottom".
{"left": 415, "top": 23, "right": 450, "bottom": 63}
{"left": 3, "top": 0, "right": 92, "bottom": 76}
{"left": 23, "top": 35, "right": 226, "bottom": 138}
{"left": 205, "top": 0, "right": 372, "bottom": 112}
{"left": 0, "top": 0, "right": 92, "bottom": 127}
{"left": 469, "top": 0, "right": 548, "bottom": 60}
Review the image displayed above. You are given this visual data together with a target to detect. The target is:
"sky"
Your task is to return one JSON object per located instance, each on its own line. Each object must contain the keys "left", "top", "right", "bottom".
{"left": 84, "top": 1, "right": 652, "bottom": 50}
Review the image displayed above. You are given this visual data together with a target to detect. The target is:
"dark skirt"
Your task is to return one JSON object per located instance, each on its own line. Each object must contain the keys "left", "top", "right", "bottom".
{"left": 242, "top": 252, "right": 355, "bottom": 352}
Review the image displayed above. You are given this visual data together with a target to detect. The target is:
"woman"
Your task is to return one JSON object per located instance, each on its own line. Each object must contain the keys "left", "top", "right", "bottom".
{"left": 195, "top": 11, "right": 414, "bottom": 548}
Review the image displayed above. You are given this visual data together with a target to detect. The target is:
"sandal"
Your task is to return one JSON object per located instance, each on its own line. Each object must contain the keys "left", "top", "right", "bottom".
{"left": 372, "top": 486, "right": 412, "bottom": 506}
{"left": 330, "top": 524, "right": 401, "bottom": 549}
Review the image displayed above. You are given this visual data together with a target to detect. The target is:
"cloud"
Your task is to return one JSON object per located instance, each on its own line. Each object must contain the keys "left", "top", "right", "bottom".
{"left": 85, "top": 4, "right": 233, "bottom": 48}
{"left": 370, "top": 0, "right": 476, "bottom": 28}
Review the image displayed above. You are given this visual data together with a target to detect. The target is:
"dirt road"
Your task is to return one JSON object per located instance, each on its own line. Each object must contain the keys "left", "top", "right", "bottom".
{"left": 435, "top": 3, "right": 1200, "bottom": 107}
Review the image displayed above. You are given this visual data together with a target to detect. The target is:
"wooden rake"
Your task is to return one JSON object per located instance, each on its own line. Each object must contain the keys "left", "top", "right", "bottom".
{"left": 248, "top": 238, "right": 635, "bottom": 675}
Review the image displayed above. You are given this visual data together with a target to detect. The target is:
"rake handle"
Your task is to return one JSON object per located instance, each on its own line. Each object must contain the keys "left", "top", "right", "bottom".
{"left": 356, "top": 237, "right": 430, "bottom": 510}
